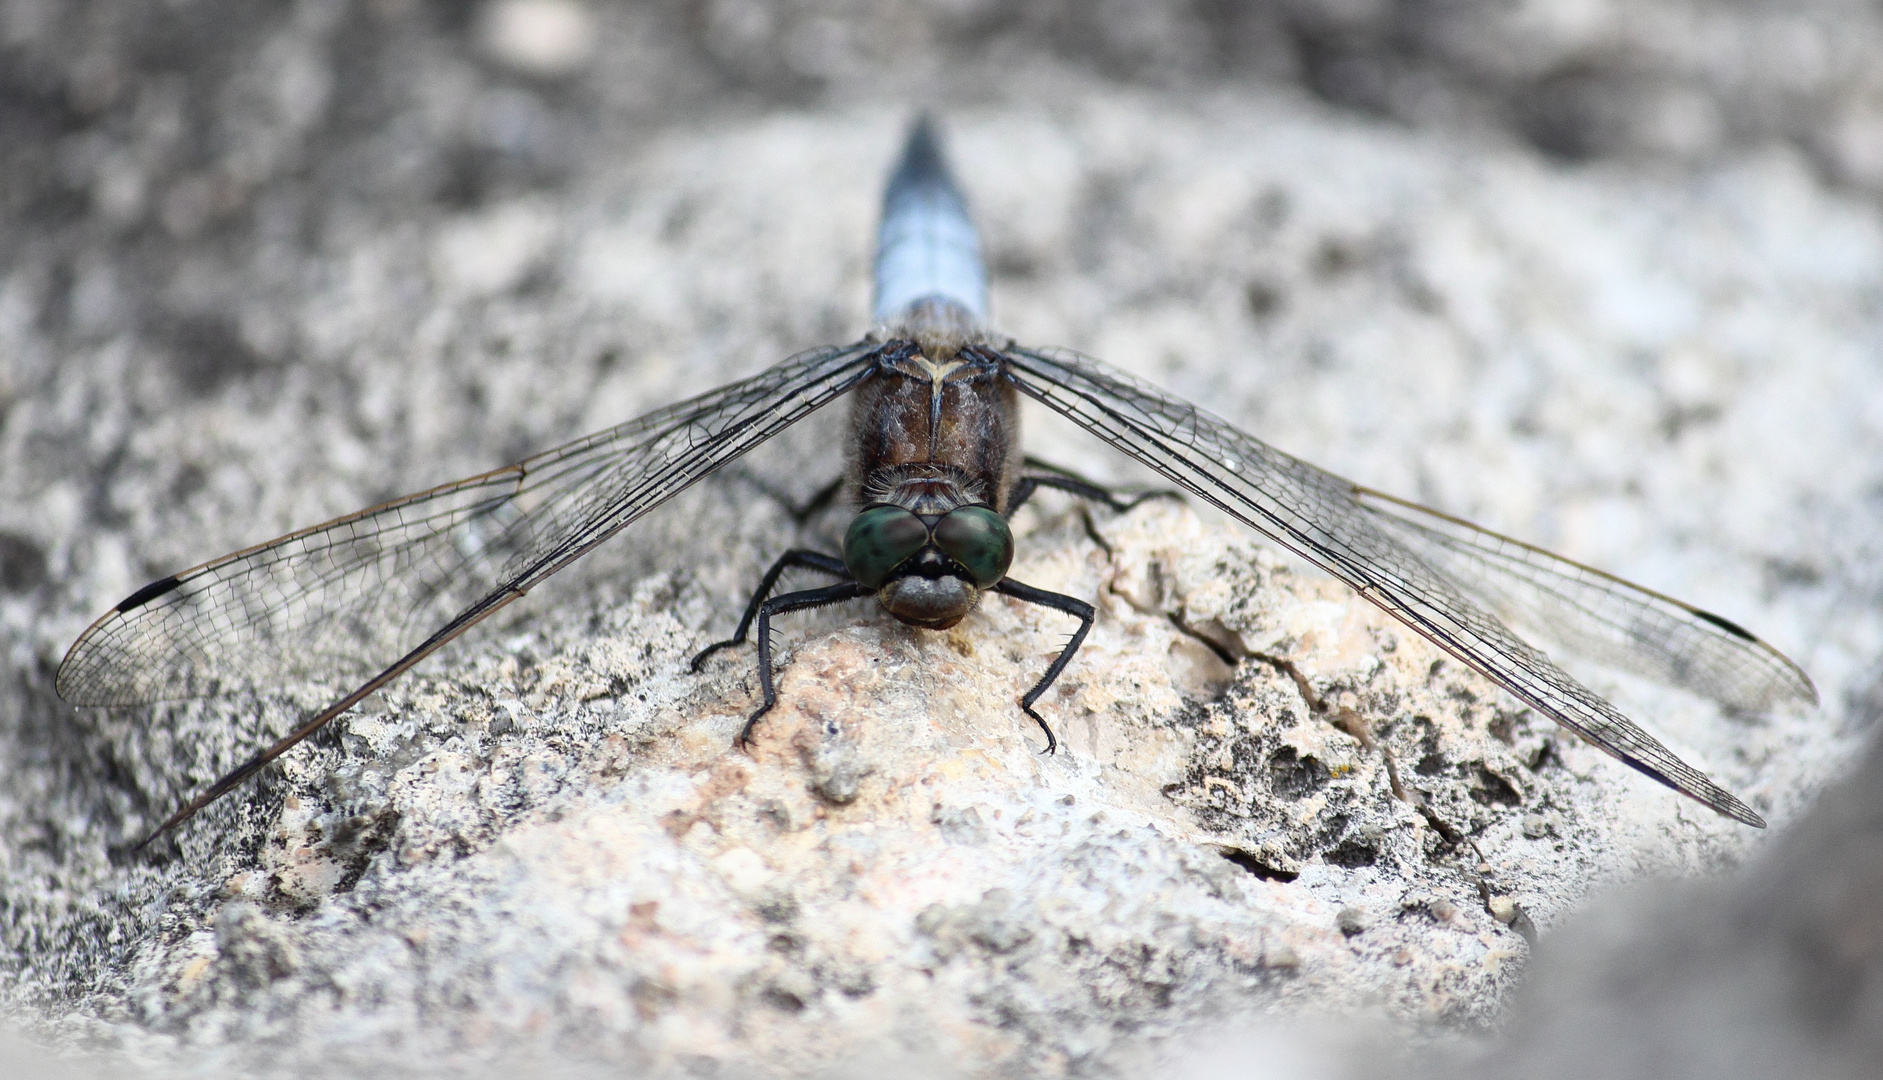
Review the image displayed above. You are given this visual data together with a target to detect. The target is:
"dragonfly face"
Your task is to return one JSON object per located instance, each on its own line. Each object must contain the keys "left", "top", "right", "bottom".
{"left": 57, "top": 114, "right": 1817, "bottom": 845}
{"left": 842, "top": 501, "right": 1014, "bottom": 626}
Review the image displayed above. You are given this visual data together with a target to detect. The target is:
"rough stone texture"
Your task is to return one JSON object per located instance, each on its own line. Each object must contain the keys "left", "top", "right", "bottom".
{"left": 3, "top": 2, "right": 1880, "bottom": 1077}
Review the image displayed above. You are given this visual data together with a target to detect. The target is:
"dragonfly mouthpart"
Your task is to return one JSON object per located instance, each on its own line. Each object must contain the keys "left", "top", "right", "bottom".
{"left": 877, "top": 566, "right": 981, "bottom": 630}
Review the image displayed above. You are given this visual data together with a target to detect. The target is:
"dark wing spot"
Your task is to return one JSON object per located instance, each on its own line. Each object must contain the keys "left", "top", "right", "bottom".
{"left": 1694, "top": 608, "right": 1757, "bottom": 642}
{"left": 116, "top": 575, "right": 182, "bottom": 612}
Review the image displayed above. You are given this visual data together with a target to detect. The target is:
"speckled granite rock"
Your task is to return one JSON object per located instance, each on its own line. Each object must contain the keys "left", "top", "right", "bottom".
{"left": 2, "top": 3, "right": 1877, "bottom": 1078}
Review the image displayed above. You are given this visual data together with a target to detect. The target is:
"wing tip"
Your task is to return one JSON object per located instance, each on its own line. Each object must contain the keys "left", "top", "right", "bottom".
{"left": 1617, "top": 754, "right": 1767, "bottom": 828}
{"left": 1748, "top": 653, "right": 1820, "bottom": 712}
{"left": 55, "top": 574, "right": 186, "bottom": 704}
{"left": 54, "top": 643, "right": 109, "bottom": 707}
{"left": 1711, "top": 792, "right": 1768, "bottom": 829}
{"left": 1783, "top": 657, "right": 1821, "bottom": 709}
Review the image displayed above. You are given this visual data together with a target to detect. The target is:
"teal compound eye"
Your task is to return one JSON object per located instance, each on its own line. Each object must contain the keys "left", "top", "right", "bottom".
{"left": 931, "top": 505, "right": 1014, "bottom": 589}
{"left": 843, "top": 505, "right": 931, "bottom": 589}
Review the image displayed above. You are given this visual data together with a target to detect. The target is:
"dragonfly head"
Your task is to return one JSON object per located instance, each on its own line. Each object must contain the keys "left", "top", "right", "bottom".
{"left": 843, "top": 501, "right": 1013, "bottom": 629}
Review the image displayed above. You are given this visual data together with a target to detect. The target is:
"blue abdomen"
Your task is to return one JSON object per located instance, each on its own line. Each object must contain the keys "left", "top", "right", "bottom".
{"left": 873, "top": 117, "right": 988, "bottom": 327}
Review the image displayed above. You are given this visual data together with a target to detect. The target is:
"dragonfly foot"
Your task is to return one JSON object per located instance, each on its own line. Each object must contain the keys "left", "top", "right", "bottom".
{"left": 1021, "top": 704, "right": 1059, "bottom": 755}
{"left": 735, "top": 703, "right": 775, "bottom": 750}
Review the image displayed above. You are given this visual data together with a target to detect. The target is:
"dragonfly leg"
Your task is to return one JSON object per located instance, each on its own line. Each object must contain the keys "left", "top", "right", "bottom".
{"left": 1005, "top": 470, "right": 1182, "bottom": 518}
{"left": 740, "top": 580, "right": 873, "bottom": 747}
{"left": 787, "top": 475, "right": 847, "bottom": 524}
{"left": 734, "top": 471, "right": 847, "bottom": 523}
{"left": 991, "top": 577, "right": 1096, "bottom": 754}
{"left": 691, "top": 550, "right": 851, "bottom": 671}
{"left": 1006, "top": 472, "right": 1184, "bottom": 556}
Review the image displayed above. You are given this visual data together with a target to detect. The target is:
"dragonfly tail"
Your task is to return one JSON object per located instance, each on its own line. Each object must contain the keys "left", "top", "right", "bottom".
{"left": 873, "top": 114, "right": 988, "bottom": 327}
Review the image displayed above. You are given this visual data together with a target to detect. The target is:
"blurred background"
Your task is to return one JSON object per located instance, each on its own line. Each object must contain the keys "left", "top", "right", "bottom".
{"left": 10, "top": 0, "right": 1883, "bottom": 234}
{"left": 4, "top": 1, "right": 1883, "bottom": 1078}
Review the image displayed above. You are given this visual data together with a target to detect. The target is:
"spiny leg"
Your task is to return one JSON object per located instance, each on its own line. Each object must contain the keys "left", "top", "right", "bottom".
{"left": 691, "top": 550, "right": 851, "bottom": 671}
{"left": 779, "top": 474, "right": 847, "bottom": 524}
{"left": 733, "top": 471, "right": 847, "bottom": 524}
{"left": 992, "top": 577, "right": 1096, "bottom": 754}
{"left": 1006, "top": 471, "right": 1184, "bottom": 558}
{"left": 1006, "top": 469, "right": 1183, "bottom": 518}
{"left": 740, "top": 580, "right": 872, "bottom": 747}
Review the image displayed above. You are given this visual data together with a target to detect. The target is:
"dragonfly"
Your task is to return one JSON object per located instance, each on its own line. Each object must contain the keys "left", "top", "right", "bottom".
{"left": 58, "top": 117, "right": 1817, "bottom": 845}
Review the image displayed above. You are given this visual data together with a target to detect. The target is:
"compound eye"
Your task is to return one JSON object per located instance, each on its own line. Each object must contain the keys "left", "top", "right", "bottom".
{"left": 931, "top": 505, "right": 1014, "bottom": 589}
{"left": 842, "top": 506, "right": 930, "bottom": 589}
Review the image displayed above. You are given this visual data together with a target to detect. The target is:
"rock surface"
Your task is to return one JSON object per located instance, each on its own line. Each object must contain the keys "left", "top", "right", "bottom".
{"left": 2, "top": 2, "right": 1879, "bottom": 1078}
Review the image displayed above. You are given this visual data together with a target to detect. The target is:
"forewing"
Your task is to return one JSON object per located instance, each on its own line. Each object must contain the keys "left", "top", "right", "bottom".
{"left": 1353, "top": 488, "right": 1816, "bottom": 712}
{"left": 58, "top": 341, "right": 879, "bottom": 708}
{"left": 1004, "top": 345, "right": 1772, "bottom": 827}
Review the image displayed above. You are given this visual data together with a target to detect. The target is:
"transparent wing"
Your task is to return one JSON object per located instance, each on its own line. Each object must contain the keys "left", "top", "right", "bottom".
{"left": 59, "top": 341, "right": 879, "bottom": 709}
{"left": 1004, "top": 345, "right": 1803, "bottom": 828}
{"left": 1353, "top": 487, "right": 1816, "bottom": 713}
